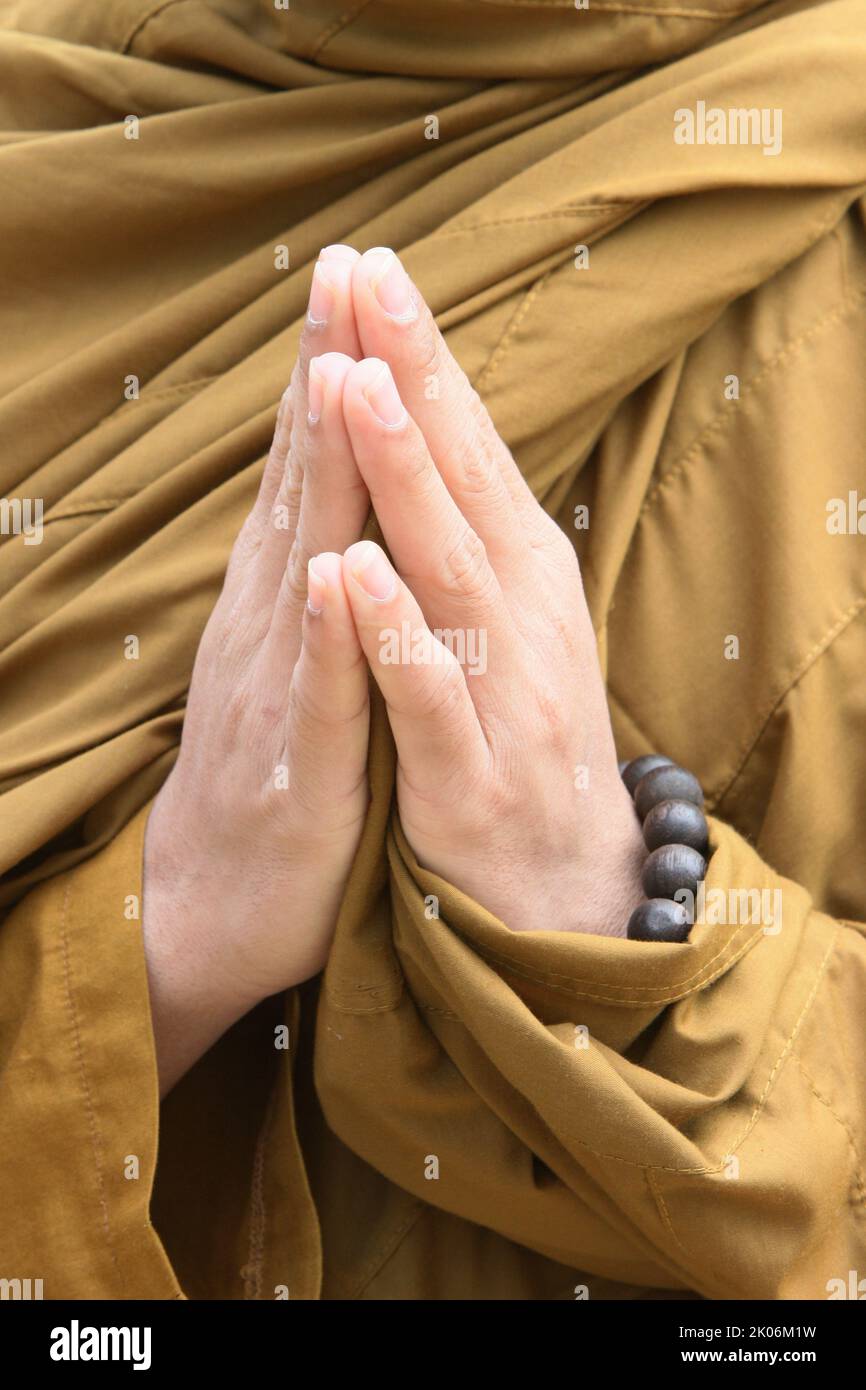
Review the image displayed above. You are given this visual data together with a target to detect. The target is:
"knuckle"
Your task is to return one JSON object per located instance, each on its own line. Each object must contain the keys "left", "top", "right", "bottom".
{"left": 411, "top": 653, "right": 465, "bottom": 722}
{"left": 223, "top": 681, "right": 285, "bottom": 754}
{"left": 289, "top": 358, "right": 306, "bottom": 397}
{"left": 221, "top": 684, "right": 252, "bottom": 750}
{"left": 282, "top": 456, "right": 304, "bottom": 518}
{"left": 403, "top": 437, "right": 435, "bottom": 490}
{"left": 282, "top": 537, "right": 310, "bottom": 608}
{"left": 208, "top": 585, "right": 250, "bottom": 663}
{"left": 439, "top": 525, "right": 492, "bottom": 599}
{"left": 533, "top": 681, "right": 571, "bottom": 751}
{"left": 269, "top": 388, "right": 294, "bottom": 457}
{"left": 448, "top": 389, "right": 514, "bottom": 511}
{"left": 411, "top": 315, "right": 444, "bottom": 394}
{"left": 545, "top": 602, "right": 581, "bottom": 665}
{"left": 459, "top": 425, "right": 498, "bottom": 496}
{"left": 465, "top": 385, "right": 497, "bottom": 453}
{"left": 225, "top": 518, "right": 259, "bottom": 583}
{"left": 264, "top": 468, "right": 302, "bottom": 544}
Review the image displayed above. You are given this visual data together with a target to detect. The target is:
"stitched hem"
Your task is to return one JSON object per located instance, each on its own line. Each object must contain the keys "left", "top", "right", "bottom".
{"left": 59, "top": 881, "right": 121, "bottom": 1282}
{"left": 450, "top": 915, "right": 763, "bottom": 1002}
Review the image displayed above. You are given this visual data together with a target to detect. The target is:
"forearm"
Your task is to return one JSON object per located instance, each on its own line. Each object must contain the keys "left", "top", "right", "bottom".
{"left": 140, "top": 851, "right": 262, "bottom": 1096}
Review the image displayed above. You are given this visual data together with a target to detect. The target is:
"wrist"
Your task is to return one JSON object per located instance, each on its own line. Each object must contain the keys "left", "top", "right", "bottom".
{"left": 142, "top": 814, "right": 266, "bottom": 1094}
{"left": 531, "top": 783, "right": 645, "bottom": 937}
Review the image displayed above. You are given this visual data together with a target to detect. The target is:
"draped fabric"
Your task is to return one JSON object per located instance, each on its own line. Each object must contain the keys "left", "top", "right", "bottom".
{"left": 1, "top": 0, "right": 866, "bottom": 1299}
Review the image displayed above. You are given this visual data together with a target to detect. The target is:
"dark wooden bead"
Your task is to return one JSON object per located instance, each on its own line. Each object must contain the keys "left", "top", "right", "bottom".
{"left": 627, "top": 898, "right": 691, "bottom": 942}
{"left": 642, "top": 843, "right": 707, "bottom": 901}
{"left": 633, "top": 764, "right": 703, "bottom": 821}
{"left": 643, "top": 799, "right": 708, "bottom": 855}
{"left": 620, "top": 754, "right": 674, "bottom": 796}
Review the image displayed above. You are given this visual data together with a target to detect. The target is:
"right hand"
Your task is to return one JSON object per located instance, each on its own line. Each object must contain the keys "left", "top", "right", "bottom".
{"left": 142, "top": 246, "right": 371, "bottom": 1092}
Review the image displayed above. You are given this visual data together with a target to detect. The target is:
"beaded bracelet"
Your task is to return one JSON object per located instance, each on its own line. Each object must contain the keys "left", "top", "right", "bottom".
{"left": 618, "top": 755, "right": 711, "bottom": 943}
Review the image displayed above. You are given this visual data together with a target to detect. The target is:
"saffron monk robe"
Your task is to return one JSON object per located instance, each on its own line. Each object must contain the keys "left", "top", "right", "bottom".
{"left": 1, "top": 0, "right": 866, "bottom": 1303}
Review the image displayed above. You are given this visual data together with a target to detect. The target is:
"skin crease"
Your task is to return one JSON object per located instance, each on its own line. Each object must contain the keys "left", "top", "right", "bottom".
{"left": 142, "top": 246, "right": 645, "bottom": 1096}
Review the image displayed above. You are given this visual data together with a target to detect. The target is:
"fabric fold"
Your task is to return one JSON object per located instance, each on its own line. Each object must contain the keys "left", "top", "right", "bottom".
{"left": 2, "top": 0, "right": 866, "bottom": 1300}
{"left": 0, "top": 802, "right": 181, "bottom": 1298}
{"left": 316, "top": 815, "right": 862, "bottom": 1297}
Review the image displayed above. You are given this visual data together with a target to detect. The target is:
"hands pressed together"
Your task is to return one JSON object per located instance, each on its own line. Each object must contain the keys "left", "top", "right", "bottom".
{"left": 143, "top": 245, "right": 645, "bottom": 1092}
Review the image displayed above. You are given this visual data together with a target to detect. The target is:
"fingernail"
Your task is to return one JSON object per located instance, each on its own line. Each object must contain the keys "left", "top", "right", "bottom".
{"left": 307, "top": 263, "right": 333, "bottom": 325}
{"left": 319, "top": 243, "right": 358, "bottom": 262}
{"left": 363, "top": 361, "right": 406, "bottom": 428}
{"left": 307, "top": 359, "right": 324, "bottom": 425}
{"left": 307, "top": 557, "right": 326, "bottom": 615}
{"left": 351, "top": 542, "right": 396, "bottom": 602}
{"left": 368, "top": 250, "right": 416, "bottom": 320}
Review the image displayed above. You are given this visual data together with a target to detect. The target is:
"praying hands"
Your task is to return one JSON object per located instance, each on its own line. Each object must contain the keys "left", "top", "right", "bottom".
{"left": 142, "top": 246, "right": 644, "bottom": 1093}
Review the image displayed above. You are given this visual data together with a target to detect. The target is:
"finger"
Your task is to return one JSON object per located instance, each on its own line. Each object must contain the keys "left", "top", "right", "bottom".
{"left": 303, "top": 243, "right": 363, "bottom": 363}
{"left": 261, "top": 351, "right": 368, "bottom": 688}
{"left": 282, "top": 550, "right": 369, "bottom": 822}
{"left": 341, "top": 540, "right": 487, "bottom": 800}
{"left": 251, "top": 387, "right": 293, "bottom": 529}
{"left": 341, "top": 357, "right": 521, "bottom": 723}
{"left": 351, "top": 247, "right": 553, "bottom": 575}
{"left": 222, "top": 386, "right": 293, "bottom": 596}
{"left": 251, "top": 244, "right": 363, "bottom": 609}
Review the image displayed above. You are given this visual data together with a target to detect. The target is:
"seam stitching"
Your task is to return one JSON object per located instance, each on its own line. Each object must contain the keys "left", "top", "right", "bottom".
{"left": 113, "top": 375, "right": 221, "bottom": 416}
{"left": 324, "top": 992, "right": 404, "bottom": 1015}
{"left": 320, "top": 928, "right": 835, "bottom": 1175}
{"left": 713, "top": 599, "right": 866, "bottom": 806}
{"left": 476, "top": 0, "right": 753, "bottom": 13}
{"left": 441, "top": 204, "right": 641, "bottom": 237}
{"left": 458, "top": 922, "right": 763, "bottom": 1001}
{"left": 310, "top": 0, "right": 376, "bottom": 60}
{"left": 718, "top": 927, "right": 838, "bottom": 1161}
{"left": 347, "top": 1202, "right": 426, "bottom": 1300}
{"left": 646, "top": 1168, "right": 686, "bottom": 1251}
{"left": 120, "top": 0, "right": 191, "bottom": 53}
{"left": 59, "top": 881, "right": 120, "bottom": 1278}
{"left": 242, "top": 1102, "right": 270, "bottom": 1300}
{"left": 476, "top": 266, "right": 558, "bottom": 392}
{"left": 641, "top": 274, "right": 866, "bottom": 519}
{"left": 566, "top": 924, "right": 838, "bottom": 1172}
{"left": 417, "top": 1002, "right": 463, "bottom": 1021}
{"left": 795, "top": 1052, "right": 866, "bottom": 1208}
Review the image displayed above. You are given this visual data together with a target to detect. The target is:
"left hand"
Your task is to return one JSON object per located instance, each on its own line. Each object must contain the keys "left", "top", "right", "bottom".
{"left": 330, "top": 248, "right": 644, "bottom": 935}
{"left": 142, "top": 246, "right": 373, "bottom": 1092}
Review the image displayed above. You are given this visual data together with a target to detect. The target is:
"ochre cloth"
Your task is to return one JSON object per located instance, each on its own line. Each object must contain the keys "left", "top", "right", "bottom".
{"left": 2, "top": 0, "right": 866, "bottom": 1300}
